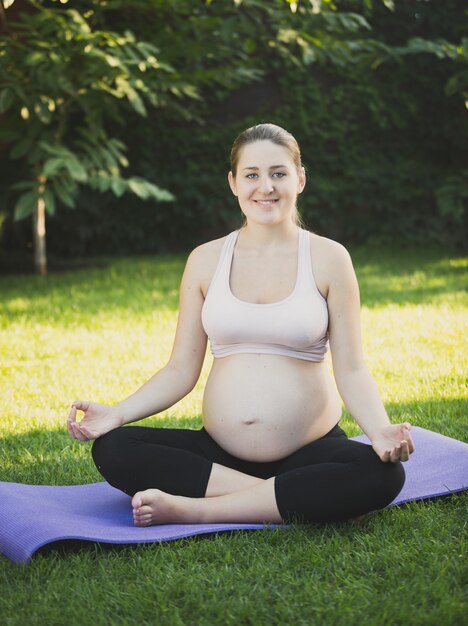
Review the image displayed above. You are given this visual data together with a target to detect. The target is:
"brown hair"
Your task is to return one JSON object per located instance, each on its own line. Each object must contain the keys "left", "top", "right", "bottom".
{"left": 230, "top": 123, "right": 305, "bottom": 227}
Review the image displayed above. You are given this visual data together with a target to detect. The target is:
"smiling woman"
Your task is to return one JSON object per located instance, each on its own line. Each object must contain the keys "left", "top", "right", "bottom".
{"left": 228, "top": 124, "right": 306, "bottom": 228}
{"left": 68, "top": 123, "right": 414, "bottom": 528}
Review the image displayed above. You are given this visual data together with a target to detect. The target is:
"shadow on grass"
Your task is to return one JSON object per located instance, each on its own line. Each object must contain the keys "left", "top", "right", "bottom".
{"left": 0, "top": 415, "right": 203, "bottom": 485}
{"left": 33, "top": 527, "right": 282, "bottom": 563}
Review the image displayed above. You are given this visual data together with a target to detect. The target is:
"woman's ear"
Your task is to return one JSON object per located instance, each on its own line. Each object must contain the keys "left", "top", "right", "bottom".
{"left": 228, "top": 171, "right": 237, "bottom": 196}
{"left": 298, "top": 166, "right": 306, "bottom": 194}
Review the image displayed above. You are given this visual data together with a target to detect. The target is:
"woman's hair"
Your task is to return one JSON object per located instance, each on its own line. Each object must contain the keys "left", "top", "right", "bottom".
{"left": 230, "top": 123, "right": 305, "bottom": 227}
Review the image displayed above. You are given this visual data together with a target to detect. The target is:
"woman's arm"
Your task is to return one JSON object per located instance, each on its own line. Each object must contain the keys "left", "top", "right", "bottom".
{"left": 324, "top": 241, "right": 414, "bottom": 462}
{"left": 111, "top": 246, "right": 209, "bottom": 423}
{"left": 68, "top": 246, "right": 209, "bottom": 440}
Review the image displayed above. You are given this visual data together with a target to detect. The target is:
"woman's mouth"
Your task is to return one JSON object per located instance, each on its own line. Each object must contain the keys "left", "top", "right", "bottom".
{"left": 254, "top": 199, "right": 278, "bottom": 206}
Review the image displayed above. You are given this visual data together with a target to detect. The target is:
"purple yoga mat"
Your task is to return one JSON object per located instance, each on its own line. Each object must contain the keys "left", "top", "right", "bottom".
{"left": 0, "top": 426, "right": 467, "bottom": 565}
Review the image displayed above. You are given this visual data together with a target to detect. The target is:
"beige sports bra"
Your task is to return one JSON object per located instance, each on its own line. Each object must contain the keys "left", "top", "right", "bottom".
{"left": 201, "top": 228, "right": 329, "bottom": 362}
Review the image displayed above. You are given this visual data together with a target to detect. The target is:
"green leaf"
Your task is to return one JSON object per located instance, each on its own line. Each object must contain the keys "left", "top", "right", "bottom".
{"left": 63, "top": 158, "right": 88, "bottom": 183}
{"left": 144, "top": 182, "right": 174, "bottom": 202}
{"left": 43, "top": 157, "right": 66, "bottom": 177}
{"left": 127, "top": 178, "right": 174, "bottom": 202}
{"left": 445, "top": 74, "right": 465, "bottom": 97}
{"left": 11, "top": 181, "right": 36, "bottom": 191}
{"left": 39, "top": 142, "right": 73, "bottom": 158}
{"left": 127, "top": 178, "right": 149, "bottom": 199}
{"left": 67, "top": 9, "right": 91, "bottom": 34}
{"left": 0, "top": 89, "right": 15, "bottom": 113}
{"left": 14, "top": 191, "right": 38, "bottom": 221}
{"left": 25, "top": 51, "right": 45, "bottom": 66}
{"left": 0, "top": 129, "right": 21, "bottom": 143}
{"left": 105, "top": 54, "right": 122, "bottom": 68}
{"left": 106, "top": 140, "right": 129, "bottom": 168}
{"left": 42, "top": 188, "right": 56, "bottom": 216}
{"left": 53, "top": 179, "right": 77, "bottom": 209}
{"left": 110, "top": 177, "right": 127, "bottom": 197}
{"left": 97, "top": 145, "right": 120, "bottom": 170}
{"left": 10, "top": 139, "right": 33, "bottom": 160}
{"left": 88, "top": 176, "right": 111, "bottom": 193}
{"left": 126, "top": 89, "right": 147, "bottom": 116}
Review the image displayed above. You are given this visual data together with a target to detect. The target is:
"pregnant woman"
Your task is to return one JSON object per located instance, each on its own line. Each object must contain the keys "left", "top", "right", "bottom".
{"left": 67, "top": 123, "right": 414, "bottom": 526}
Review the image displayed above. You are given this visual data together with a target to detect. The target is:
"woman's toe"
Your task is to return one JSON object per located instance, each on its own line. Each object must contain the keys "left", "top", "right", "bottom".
{"left": 137, "top": 504, "right": 152, "bottom": 515}
{"left": 136, "top": 514, "right": 153, "bottom": 526}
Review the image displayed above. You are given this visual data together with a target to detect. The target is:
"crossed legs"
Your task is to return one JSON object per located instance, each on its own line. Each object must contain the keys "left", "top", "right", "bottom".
{"left": 92, "top": 425, "right": 405, "bottom": 526}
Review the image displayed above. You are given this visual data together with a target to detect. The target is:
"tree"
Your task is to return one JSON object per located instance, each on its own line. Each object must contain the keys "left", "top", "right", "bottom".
{"left": 0, "top": 0, "right": 371, "bottom": 273}
{"left": 0, "top": 1, "right": 190, "bottom": 273}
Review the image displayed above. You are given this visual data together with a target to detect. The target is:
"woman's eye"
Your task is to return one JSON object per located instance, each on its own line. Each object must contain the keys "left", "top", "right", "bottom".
{"left": 245, "top": 172, "right": 286, "bottom": 180}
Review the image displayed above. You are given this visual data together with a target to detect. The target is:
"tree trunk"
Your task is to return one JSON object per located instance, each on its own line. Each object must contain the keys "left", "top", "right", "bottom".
{"left": 33, "top": 176, "right": 47, "bottom": 275}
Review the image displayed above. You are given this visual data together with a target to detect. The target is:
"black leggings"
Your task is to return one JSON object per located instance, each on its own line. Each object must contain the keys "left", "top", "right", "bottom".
{"left": 91, "top": 423, "right": 405, "bottom": 523}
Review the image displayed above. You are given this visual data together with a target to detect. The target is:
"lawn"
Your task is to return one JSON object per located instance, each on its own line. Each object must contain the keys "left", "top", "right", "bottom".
{"left": 0, "top": 244, "right": 466, "bottom": 626}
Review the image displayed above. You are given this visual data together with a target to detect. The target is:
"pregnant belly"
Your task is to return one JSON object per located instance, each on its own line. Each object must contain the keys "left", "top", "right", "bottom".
{"left": 202, "top": 354, "right": 341, "bottom": 462}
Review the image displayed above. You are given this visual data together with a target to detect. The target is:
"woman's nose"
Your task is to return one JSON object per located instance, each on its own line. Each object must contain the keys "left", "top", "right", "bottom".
{"left": 258, "top": 177, "right": 274, "bottom": 193}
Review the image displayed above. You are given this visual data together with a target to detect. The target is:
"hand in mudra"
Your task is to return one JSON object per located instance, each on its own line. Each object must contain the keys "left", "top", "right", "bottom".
{"left": 371, "top": 423, "right": 415, "bottom": 463}
{"left": 67, "top": 401, "right": 123, "bottom": 441}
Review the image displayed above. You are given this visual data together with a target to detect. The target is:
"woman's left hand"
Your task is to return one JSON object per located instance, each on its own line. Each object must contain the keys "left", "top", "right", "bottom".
{"left": 371, "top": 423, "right": 415, "bottom": 463}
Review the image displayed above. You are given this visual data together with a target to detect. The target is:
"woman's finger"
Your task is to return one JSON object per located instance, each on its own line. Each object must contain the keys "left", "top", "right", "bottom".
{"left": 72, "top": 400, "right": 90, "bottom": 413}
{"left": 68, "top": 421, "right": 78, "bottom": 440}
{"left": 79, "top": 424, "right": 94, "bottom": 440}
{"left": 66, "top": 405, "right": 79, "bottom": 439}
{"left": 71, "top": 421, "right": 88, "bottom": 442}
{"left": 401, "top": 424, "right": 415, "bottom": 453}
{"left": 390, "top": 444, "right": 401, "bottom": 463}
{"left": 399, "top": 441, "right": 410, "bottom": 462}
{"left": 67, "top": 405, "right": 77, "bottom": 422}
{"left": 69, "top": 421, "right": 82, "bottom": 441}
{"left": 380, "top": 449, "right": 391, "bottom": 463}
{"left": 405, "top": 433, "right": 415, "bottom": 454}
{"left": 66, "top": 419, "right": 75, "bottom": 439}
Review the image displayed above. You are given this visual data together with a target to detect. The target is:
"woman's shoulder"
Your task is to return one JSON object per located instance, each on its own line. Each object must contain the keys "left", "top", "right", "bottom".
{"left": 185, "top": 233, "right": 232, "bottom": 294}
{"left": 306, "top": 231, "right": 355, "bottom": 294}
{"left": 307, "top": 231, "right": 352, "bottom": 268}
{"left": 188, "top": 233, "right": 230, "bottom": 267}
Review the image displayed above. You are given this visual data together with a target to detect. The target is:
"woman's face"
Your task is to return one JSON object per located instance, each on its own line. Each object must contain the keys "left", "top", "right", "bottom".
{"left": 228, "top": 140, "right": 305, "bottom": 227}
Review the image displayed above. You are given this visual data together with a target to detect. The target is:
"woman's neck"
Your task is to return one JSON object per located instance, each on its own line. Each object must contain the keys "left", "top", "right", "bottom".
{"left": 240, "top": 220, "right": 299, "bottom": 250}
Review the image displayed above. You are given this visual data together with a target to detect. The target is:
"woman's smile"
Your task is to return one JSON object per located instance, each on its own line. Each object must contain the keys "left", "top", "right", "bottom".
{"left": 253, "top": 198, "right": 279, "bottom": 207}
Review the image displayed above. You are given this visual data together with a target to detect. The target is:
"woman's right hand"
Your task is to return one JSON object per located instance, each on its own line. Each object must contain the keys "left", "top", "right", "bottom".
{"left": 67, "top": 401, "right": 124, "bottom": 441}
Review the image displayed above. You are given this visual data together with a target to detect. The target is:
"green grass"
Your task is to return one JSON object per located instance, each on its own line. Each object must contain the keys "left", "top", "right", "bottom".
{"left": 0, "top": 245, "right": 467, "bottom": 626}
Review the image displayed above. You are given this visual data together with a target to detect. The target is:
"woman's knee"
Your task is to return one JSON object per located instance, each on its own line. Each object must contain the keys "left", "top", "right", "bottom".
{"left": 386, "top": 460, "right": 406, "bottom": 499}
{"left": 91, "top": 426, "right": 134, "bottom": 471}
{"left": 352, "top": 443, "right": 405, "bottom": 499}
{"left": 369, "top": 458, "right": 406, "bottom": 509}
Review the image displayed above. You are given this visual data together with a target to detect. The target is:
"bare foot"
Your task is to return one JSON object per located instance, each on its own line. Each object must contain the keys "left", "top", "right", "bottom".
{"left": 132, "top": 489, "right": 197, "bottom": 527}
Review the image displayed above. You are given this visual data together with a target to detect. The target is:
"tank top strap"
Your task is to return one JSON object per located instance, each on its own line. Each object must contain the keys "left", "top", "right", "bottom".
{"left": 296, "top": 228, "right": 313, "bottom": 290}
{"left": 211, "top": 230, "right": 239, "bottom": 291}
